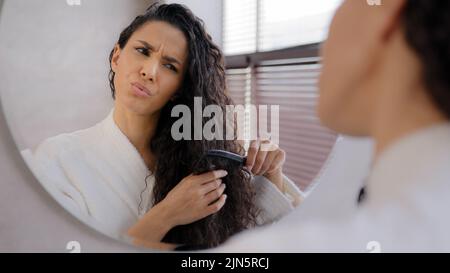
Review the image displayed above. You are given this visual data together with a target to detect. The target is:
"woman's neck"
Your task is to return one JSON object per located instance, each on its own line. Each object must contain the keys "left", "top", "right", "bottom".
{"left": 369, "top": 34, "right": 448, "bottom": 160}
{"left": 371, "top": 83, "right": 447, "bottom": 160}
{"left": 113, "top": 103, "right": 159, "bottom": 170}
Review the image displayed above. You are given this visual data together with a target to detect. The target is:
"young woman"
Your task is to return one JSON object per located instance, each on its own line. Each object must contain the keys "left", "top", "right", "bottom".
{"left": 21, "top": 3, "right": 303, "bottom": 250}
{"left": 215, "top": 0, "right": 450, "bottom": 252}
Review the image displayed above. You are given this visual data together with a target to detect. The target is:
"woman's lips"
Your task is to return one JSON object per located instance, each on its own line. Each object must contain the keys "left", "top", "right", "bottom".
{"left": 131, "top": 82, "right": 153, "bottom": 97}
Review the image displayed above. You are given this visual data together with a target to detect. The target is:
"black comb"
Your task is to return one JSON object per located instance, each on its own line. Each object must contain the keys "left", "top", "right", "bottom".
{"left": 193, "top": 149, "right": 247, "bottom": 175}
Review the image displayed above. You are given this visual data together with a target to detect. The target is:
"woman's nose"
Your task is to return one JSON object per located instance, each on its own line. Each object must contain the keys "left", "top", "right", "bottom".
{"left": 140, "top": 59, "right": 158, "bottom": 82}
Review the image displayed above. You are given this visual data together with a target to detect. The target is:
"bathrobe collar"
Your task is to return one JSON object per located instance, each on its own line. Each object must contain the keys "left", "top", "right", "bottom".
{"left": 366, "top": 122, "right": 450, "bottom": 205}
{"left": 98, "top": 108, "right": 153, "bottom": 216}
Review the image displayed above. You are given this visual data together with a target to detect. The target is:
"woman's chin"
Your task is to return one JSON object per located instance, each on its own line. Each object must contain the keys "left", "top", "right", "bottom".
{"left": 116, "top": 96, "right": 152, "bottom": 116}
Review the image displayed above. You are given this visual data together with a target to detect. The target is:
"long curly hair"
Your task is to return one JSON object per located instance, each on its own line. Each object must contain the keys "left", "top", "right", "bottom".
{"left": 108, "top": 3, "right": 259, "bottom": 249}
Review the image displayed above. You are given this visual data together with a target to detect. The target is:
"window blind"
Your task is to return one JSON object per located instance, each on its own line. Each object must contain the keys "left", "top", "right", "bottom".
{"left": 225, "top": 68, "right": 251, "bottom": 106}
{"left": 226, "top": 57, "right": 337, "bottom": 191}
{"left": 223, "top": 0, "right": 341, "bottom": 54}
{"left": 223, "top": 0, "right": 341, "bottom": 191}
{"left": 258, "top": 0, "right": 341, "bottom": 51}
{"left": 223, "top": 0, "right": 257, "bottom": 55}
{"left": 253, "top": 58, "right": 337, "bottom": 190}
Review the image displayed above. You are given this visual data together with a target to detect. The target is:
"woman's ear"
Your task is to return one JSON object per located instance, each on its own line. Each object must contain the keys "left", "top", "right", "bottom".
{"left": 111, "top": 44, "right": 121, "bottom": 73}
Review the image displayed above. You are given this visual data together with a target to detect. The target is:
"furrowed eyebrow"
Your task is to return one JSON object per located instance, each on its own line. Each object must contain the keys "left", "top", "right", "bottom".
{"left": 137, "top": 40, "right": 181, "bottom": 65}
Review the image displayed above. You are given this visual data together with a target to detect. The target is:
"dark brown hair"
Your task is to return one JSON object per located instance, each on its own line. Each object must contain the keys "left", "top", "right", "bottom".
{"left": 108, "top": 3, "right": 259, "bottom": 249}
{"left": 402, "top": 0, "right": 450, "bottom": 118}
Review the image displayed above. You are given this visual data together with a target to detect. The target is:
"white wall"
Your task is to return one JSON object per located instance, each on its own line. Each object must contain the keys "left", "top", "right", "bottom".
{"left": 0, "top": 0, "right": 155, "bottom": 150}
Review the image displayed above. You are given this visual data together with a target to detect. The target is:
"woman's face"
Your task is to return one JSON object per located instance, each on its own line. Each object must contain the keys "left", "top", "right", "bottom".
{"left": 111, "top": 21, "right": 188, "bottom": 116}
{"left": 318, "top": 0, "right": 387, "bottom": 135}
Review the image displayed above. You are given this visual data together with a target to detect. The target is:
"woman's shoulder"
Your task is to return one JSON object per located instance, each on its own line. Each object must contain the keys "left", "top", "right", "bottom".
{"left": 21, "top": 121, "right": 104, "bottom": 162}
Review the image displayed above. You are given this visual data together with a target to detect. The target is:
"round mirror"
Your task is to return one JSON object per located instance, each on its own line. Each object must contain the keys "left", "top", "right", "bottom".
{"left": 0, "top": 0, "right": 339, "bottom": 250}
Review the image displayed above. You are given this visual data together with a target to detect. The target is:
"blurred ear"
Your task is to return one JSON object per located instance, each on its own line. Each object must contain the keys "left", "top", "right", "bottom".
{"left": 111, "top": 44, "right": 121, "bottom": 73}
{"left": 378, "top": 0, "right": 407, "bottom": 42}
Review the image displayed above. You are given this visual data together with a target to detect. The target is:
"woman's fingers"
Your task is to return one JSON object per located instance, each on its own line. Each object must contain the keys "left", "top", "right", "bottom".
{"left": 251, "top": 139, "right": 271, "bottom": 174}
{"left": 252, "top": 149, "right": 268, "bottom": 175}
{"left": 246, "top": 139, "right": 284, "bottom": 175}
{"left": 245, "top": 140, "right": 260, "bottom": 170}
{"left": 204, "top": 182, "right": 226, "bottom": 205}
{"left": 200, "top": 179, "right": 222, "bottom": 195}
{"left": 205, "top": 194, "right": 227, "bottom": 216}
{"left": 193, "top": 169, "right": 228, "bottom": 185}
{"left": 257, "top": 149, "right": 278, "bottom": 175}
{"left": 246, "top": 139, "right": 277, "bottom": 172}
{"left": 266, "top": 149, "right": 286, "bottom": 174}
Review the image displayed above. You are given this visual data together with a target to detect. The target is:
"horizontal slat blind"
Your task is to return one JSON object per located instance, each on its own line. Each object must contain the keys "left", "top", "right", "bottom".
{"left": 258, "top": 0, "right": 341, "bottom": 51}
{"left": 254, "top": 59, "right": 337, "bottom": 191}
{"left": 225, "top": 68, "right": 250, "bottom": 106}
{"left": 223, "top": 0, "right": 341, "bottom": 191}
{"left": 223, "top": 0, "right": 341, "bottom": 54}
{"left": 223, "top": 0, "right": 257, "bottom": 55}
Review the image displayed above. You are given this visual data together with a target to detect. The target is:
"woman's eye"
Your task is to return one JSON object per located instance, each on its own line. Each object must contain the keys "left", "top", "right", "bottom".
{"left": 136, "top": 47, "right": 149, "bottom": 56}
{"left": 164, "top": 64, "right": 178, "bottom": 73}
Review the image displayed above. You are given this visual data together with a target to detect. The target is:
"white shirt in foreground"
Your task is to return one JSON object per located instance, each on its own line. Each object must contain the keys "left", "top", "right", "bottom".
{"left": 213, "top": 123, "right": 450, "bottom": 252}
{"left": 21, "top": 109, "right": 304, "bottom": 242}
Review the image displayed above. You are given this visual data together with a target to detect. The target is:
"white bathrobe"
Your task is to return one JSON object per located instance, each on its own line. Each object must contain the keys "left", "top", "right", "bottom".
{"left": 213, "top": 123, "right": 450, "bottom": 252}
{"left": 21, "top": 109, "right": 304, "bottom": 242}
